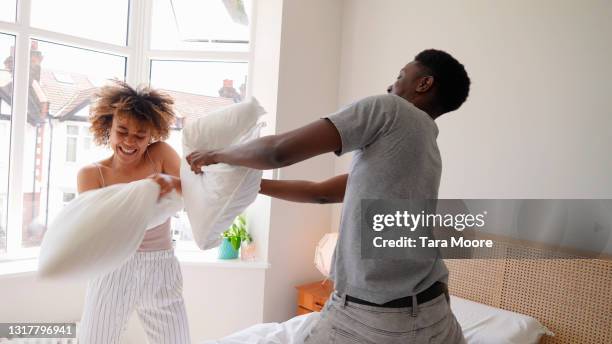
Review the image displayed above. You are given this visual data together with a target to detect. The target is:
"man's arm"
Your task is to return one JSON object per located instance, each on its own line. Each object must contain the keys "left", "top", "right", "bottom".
{"left": 260, "top": 174, "right": 348, "bottom": 204}
{"left": 186, "top": 119, "right": 341, "bottom": 173}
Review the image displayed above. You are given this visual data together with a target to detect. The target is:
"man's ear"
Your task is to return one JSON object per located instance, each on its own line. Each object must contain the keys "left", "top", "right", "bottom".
{"left": 416, "top": 76, "right": 434, "bottom": 93}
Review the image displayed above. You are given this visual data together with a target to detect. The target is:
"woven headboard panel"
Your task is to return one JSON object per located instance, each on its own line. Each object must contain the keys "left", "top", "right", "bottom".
{"left": 445, "top": 242, "right": 612, "bottom": 344}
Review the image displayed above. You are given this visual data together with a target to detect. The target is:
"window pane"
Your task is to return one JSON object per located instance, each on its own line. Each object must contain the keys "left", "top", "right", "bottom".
{"left": 0, "top": 0, "right": 17, "bottom": 23}
{"left": 66, "top": 137, "right": 77, "bottom": 162}
{"left": 31, "top": 0, "right": 129, "bottom": 46}
{"left": 151, "top": 60, "right": 248, "bottom": 99}
{"left": 22, "top": 40, "right": 123, "bottom": 248}
{"left": 0, "top": 32, "right": 15, "bottom": 254}
{"left": 150, "top": 60, "right": 248, "bottom": 242}
{"left": 150, "top": 59, "right": 248, "bottom": 156}
{"left": 66, "top": 125, "right": 79, "bottom": 135}
{"left": 0, "top": 33, "right": 14, "bottom": 117}
{"left": 151, "top": 0, "right": 252, "bottom": 52}
{"left": 83, "top": 136, "right": 92, "bottom": 151}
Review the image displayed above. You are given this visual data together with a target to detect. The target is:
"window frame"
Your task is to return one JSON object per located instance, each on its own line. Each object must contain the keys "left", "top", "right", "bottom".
{"left": 0, "top": 0, "right": 256, "bottom": 259}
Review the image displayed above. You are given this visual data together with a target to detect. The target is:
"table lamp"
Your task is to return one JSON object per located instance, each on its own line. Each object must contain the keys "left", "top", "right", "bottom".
{"left": 314, "top": 232, "right": 339, "bottom": 279}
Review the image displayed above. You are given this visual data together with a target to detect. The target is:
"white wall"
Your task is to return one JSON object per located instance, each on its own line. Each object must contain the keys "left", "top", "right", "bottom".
{"left": 262, "top": 0, "right": 343, "bottom": 323}
{"left": 335, "top": 0, "right": 612, "bottom": 199}
{"left": 245, "top": 0, "right": 285, "bottom": 270}
{"left": 0, "top": 266, "right": 266, "bottom": 343}
{"left": 180, "top": 265, "right": 266, "bottom": 341}
{"left": 0, "top": 273, "right": 85, "bottom": 322}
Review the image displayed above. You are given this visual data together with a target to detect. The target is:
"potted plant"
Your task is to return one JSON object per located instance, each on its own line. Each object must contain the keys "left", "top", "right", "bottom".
{"left": 218, "top": 215, "right": 252, "bottom": 259}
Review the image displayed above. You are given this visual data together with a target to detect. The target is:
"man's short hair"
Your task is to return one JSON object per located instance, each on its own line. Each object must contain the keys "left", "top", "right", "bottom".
{"left": 415, "top": 49, "right": 470, "bottom": 114}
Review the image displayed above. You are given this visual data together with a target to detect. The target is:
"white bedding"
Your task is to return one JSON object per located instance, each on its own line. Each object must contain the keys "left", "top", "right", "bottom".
{"left": 201, "top": 313, "right": 320, "bottom": 344}
{"left": 201, "top": 295, "right": 552, "bottom": 344}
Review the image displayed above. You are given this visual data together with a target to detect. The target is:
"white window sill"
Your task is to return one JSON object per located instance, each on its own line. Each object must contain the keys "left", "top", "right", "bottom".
{"left": 0, "top": 258, "right": 39, "bottom": 278}
{"left": 176, "top": 249, "right": 270, "bottom": 269}
{"left": 175, "top": 240, "right": 270, "bottom": 269}
{"left": 0, "top": 245, "right": 269, "bottom": 278}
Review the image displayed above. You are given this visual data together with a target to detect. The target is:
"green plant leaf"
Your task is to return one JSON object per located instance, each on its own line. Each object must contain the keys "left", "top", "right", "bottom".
{"left": 230, "top": 237, "right": 241, "bottom": 251}
{"left": 221, "top": 214, "right": 252, "bottom": 244}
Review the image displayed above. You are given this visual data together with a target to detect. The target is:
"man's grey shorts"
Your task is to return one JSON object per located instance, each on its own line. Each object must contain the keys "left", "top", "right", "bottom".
{"left": 302, "top": 292, "right": 466, "bottom": 344}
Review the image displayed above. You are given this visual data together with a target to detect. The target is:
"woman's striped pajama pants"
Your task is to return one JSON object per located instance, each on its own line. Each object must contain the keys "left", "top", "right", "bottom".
{"left": 78, "top": 249, "right": 191, "bottom": 343}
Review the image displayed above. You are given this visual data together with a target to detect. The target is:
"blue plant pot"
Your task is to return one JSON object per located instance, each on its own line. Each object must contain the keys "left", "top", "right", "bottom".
{"left": 218, "top": 237, "right": 239, "bottom": 259}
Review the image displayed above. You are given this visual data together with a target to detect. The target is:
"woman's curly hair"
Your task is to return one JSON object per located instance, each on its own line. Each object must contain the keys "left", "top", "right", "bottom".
{"left": 89, "top": 80, "right": 176, "bottom": 145}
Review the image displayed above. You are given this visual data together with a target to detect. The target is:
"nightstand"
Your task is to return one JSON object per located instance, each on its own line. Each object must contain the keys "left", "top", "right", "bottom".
{"left": 295, "top": 280, "right": 334, "bottom": 315}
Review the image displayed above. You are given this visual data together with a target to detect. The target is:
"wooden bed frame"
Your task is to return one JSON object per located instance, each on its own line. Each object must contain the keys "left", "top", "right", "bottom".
{"left": 445, "top": 236, "right": 612, "bottom": 344}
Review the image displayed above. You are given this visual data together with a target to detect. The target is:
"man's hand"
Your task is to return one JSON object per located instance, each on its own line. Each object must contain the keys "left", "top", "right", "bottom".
{"left": 186, "top": 150, "right": 218, "bottom": 174}
{"left": 148, "top": 173, "right": 182, "bottom": 198}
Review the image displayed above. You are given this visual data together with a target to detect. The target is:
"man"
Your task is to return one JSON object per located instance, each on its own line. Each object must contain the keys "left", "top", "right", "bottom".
{"left": 187, "top": 49, "right": 470, "bottom": 343}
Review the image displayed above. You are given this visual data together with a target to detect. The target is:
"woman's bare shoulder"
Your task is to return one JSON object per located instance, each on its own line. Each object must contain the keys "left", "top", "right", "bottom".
{"left": 78, "top": 162, "right": 101, "bottom": 176}
{"left": 147, "top": 141, "right": 180, "bottom": 175}
{"left": 77, "top": 163, "right": 104, "bottom": 192}
{"left": 148, "top": 141, "right": 179, "bottom": 161}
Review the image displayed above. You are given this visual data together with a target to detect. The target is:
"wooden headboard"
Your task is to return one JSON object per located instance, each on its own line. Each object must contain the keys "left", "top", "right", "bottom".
{"left": 445, "top": 238, "right": 612, "bottom": 344}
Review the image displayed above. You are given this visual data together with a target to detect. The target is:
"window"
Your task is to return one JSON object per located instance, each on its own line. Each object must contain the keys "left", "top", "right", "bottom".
{"left": 150, "top": 60, "right": 249, "bottom": 158}
{"left": 1, "top": 0, "right": 254, "bottom": 256}
{"left": 151, "top": 0, "right": 252, "bottom": 52}
{"left": 2, "top": 2, "right": 127, "bottom": 251}
{"left": 83, "top": 135, "right": 92, "bottom": 151}
{"left": 66, "top": 125, "right": 79, "bottom": 135}
{"left": 0, "top": 0, "right": 17, "bottom": 23}
{"left": 0, "top": 122, "right": 9, "bottom": 165}
{"left": 0, "top": 194, "right": 5, "bottom": 254}
{"left": 30, "top": 0, "right": 129, "bottom": 45}
{"left": 66, "top": 124, "right": 97, "bottom": 163}
{"left": 0, "top": 33, "right": 15, "bottom": 254}
{"left": 20, "top": 40, "right": 125, "bottom": 247}
{"left": 150, "top": 60, "right": 248, "bottom": 98}
{"left": 65, "top": 137, "right": 77, "bottom": 162}
{"left": 0, "top": 98, "right": 11, "bottom": 116}
{"left": 65, "top": 125, "right": 82, "bottom": 163}
{"left": 149, "top": 1, "right": 252, "bottom": 246}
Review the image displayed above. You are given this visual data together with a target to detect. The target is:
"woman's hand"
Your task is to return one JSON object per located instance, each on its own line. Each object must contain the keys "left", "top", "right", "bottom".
{"left": 148, "top": 173, "right": 182, "bottom": 198}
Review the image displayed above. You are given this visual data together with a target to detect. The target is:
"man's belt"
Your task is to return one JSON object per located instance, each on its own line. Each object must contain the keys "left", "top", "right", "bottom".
{"left": 345, "top": 281, "right": 448, "bottom": 308}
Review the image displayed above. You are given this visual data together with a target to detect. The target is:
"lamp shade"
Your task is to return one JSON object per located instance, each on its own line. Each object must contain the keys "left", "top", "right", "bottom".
{"left": 314, "top": 232, "right": 339, "bottom": 278}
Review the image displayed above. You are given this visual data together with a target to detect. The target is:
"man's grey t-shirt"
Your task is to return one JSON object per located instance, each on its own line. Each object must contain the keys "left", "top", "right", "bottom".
{"left": 327, "top": 94, "right": 448, "bottom": 304}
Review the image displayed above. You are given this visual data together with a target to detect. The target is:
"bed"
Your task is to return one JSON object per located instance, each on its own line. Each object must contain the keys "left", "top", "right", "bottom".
{"left": 203, "top": 235, "right": 612, "bottom": 344}
{"left": 201, "top": 294, "right": 552, "bottom": 344}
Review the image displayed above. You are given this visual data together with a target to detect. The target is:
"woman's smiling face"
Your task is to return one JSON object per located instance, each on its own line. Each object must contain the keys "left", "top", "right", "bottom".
{"left": 108, "top": 110, "right": 152, "bottom": 164}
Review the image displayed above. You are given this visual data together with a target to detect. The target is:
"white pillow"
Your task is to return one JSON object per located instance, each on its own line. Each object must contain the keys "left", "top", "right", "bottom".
{"left": 147, "top": 189, "right": 183, "bottom": 229}
{"left": 450, "top": 295, "right": 554, "bottom": 344}
{"left": 38, "top": 179, "right": 182, "bottom": 280}
{"left": 182, "top": 97, "right": 266, "bottom": 152}
{"left": 181, "top": 98, "right": 265, "bottom": 250}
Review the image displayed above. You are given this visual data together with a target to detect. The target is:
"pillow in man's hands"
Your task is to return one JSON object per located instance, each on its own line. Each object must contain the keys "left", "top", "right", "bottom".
{"left": 181, "top": 98, "right": 265, "bottom": 250}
